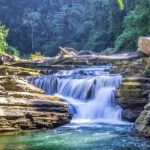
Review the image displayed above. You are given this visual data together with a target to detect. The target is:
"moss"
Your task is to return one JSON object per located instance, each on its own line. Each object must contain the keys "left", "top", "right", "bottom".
{"left": 118, "top": 87, "right": 144, "bottom": 97}
{"left": 47, "top": 96, "right": 60, "bottom": 101}
{"left": 0, "top": 66, "right": 40, "bottom": 76}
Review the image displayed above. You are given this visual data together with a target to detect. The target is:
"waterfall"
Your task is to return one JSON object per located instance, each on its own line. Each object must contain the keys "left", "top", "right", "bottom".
{"left": 28, "top": 66, "right": 123, "bottom": 124}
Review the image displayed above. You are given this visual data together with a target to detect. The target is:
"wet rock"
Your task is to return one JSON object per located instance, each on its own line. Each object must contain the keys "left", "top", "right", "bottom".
{"left": 79, "top": 70, "right": 88, "bottom": 75}
{"left": 132, "top": 94, "right": 150, "bottom": 138}
{"left": 122, "top": 108, "right": 144, "bottom": 122}
{"left": 132, "top": 109, "right": 150, "bottom": 138}
{"left": 40, "top": 70, "right": 58, "bottom": 75}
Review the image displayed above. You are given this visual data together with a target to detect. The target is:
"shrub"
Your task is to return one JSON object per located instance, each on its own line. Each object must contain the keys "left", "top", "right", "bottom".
{"left": 30, "top": 52, "right": 44, "bottom": 61}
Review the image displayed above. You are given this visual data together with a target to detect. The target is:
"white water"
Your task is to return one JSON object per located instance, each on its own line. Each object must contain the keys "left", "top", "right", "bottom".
{"left": 28, "top": 66, "right": 123, "bottom": 124}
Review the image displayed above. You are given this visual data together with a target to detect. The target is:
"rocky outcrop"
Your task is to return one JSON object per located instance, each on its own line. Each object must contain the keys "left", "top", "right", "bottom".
{"left": 138, "top": 37, "right": 150, "bottom": 56}
{"left": 110, "top": 57, "right": 150, "bottom": 122}
{"left": 111, "top": 58, "right": 148, "bottom": 77}
{"left": 117, "top": 77, "right": 149, "bottom": 121}
{"left": 132, "top": 95, "right": 150, "bottom": 138}
{"left": 0, "top": 52, "right": 14, "bottom": 63}
{"left": 0, "top": 76, "right": 71, "bottom": 133}
{"left": 0, "top": 65, "right": 40, "bottom": 76}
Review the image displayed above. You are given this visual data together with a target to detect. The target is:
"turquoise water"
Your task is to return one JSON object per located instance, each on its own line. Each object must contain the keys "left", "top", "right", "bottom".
{"left": 0, "top": 122, "right": 150, "bottom": 150}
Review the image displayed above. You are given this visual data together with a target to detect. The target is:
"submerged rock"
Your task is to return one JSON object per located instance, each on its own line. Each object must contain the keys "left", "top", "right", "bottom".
{"left": 0, "top": 76, "right": 71, "bottom": 133}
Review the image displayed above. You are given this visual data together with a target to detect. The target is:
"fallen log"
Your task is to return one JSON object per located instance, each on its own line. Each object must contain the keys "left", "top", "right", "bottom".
{"left": 11, "top": 52, "right": 145, "bottom": 69}
{"left": 63, "top": 52, "right": 145, "bottom": 61}
{"left": 59, "top": 47, "right": 77, "bottom": 56}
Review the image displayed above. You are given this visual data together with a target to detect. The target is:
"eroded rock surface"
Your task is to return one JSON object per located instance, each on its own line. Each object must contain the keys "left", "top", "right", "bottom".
{"left": 0, "top": 76, "right": 71, "bottom": 133}
{"left": 111, "top": 56, "right": 150, "bottom": 138}
{"left": 117, "top": 77, "right": 149, "bottom": 121}
{"left": 132, "top": 96, "right": 150, "bottom": 138}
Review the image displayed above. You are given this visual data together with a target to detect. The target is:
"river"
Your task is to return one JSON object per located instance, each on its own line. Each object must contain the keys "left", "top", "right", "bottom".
{"left": 0, "top": 66, "right": 150, "bottom": 150}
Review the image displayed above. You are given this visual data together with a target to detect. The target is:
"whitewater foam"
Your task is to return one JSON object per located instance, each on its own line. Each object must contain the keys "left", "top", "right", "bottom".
{"left": 28, "top": 66, "right": 125, "bottom": 124}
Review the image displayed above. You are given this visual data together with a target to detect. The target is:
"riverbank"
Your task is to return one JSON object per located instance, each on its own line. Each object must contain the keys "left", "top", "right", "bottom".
{"left": 0, "top": 66, "right": 71, "bottom": 134}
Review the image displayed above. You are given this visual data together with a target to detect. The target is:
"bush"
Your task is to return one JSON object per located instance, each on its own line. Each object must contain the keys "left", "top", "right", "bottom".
{"left": 30, "top": 52, "right": 44, "bottom": 61}
{"left": 115, "top": 30, "right": 138, "bottom": 52}
{"left": 5, "top": 45, "right": 20, "bottom": 56}
{"left": 0, "top": 21, "right": 8, "bottom": 54}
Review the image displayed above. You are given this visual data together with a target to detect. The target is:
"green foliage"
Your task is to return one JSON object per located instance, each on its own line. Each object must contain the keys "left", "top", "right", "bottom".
{"left": 109, "top": 0, "right": 123, "bottom": 43}
{"left": 30, "top": 52, "right": 44, "bottom": 61}
{"left": 0, "top": 21, "right": 8, "bottom": 54}
{"left": 5, "top": 45, "right": 20, "bottom": 56}
{"left": 0, "top": 0, "right": 137, "bottom": 56}
{"left": 118, "top": 0, "right": 124, "bottom": 9}
{"left": 116, "top": 0, "right": 150, "bottom": 52}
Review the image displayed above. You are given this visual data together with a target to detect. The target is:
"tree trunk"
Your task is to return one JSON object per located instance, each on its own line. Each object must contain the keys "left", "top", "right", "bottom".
{"left": 31, "top": 26, "right": 34, "bottom": 50}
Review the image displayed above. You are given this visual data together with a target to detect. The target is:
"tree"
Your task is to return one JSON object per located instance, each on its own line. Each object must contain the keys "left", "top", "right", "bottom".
{"left": 23, "top": 12, "right": 41, "bottom": 50}
{"left": 109, "top": 0, "right": 123, "bottom": 45}
{"left": 0, "top": 21, "right": 8, "bottom": 53}
{"left": 115, "top": 0, "right": 150, "bottom": 52}
{"left": 0, "top": 0, "right": 137, "bottom": 56}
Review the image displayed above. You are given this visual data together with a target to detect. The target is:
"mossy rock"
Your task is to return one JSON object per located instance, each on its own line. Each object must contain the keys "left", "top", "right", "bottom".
{"left": 0, "top": 66, "right": 40, "bottom": 76}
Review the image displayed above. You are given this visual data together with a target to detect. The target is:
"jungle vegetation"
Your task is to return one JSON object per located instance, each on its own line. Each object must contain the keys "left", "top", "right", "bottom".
{"left": 0, "top": 0, "right": 149, "bottom": 57}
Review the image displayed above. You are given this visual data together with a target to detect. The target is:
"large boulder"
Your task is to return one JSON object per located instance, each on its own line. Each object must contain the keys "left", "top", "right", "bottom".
{"left": 138, "top": 37, "right": 150, "bottom": 56}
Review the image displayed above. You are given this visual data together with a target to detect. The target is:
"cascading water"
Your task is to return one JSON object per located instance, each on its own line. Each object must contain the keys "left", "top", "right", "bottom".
{"left": 2, "top": 67, "right": 150, "bottom": 150}
{"left": 28, "top": 66, "right": 123, "bottom": 124}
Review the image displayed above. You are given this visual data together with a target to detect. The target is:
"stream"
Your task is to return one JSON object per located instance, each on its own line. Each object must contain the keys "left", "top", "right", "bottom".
{"left": 0, "top": 66, "right": 150, "bottom": 150}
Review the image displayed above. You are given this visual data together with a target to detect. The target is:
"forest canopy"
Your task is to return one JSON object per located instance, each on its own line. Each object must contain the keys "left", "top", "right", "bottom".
{"left": 0, "top": 0, "right": 148, "bottom": 57}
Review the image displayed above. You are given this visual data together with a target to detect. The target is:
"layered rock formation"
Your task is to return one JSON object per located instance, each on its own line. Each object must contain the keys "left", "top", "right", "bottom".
{"left": 111, "top": 58, "right": 148, "bottom": 122}
{"left": 0, "top": 75, "right": 71, "bottom": 133}
{"left": 0, "top": 65, "right": 40, "bottom": 76}
{"left": 117, "top": 77, "right": 149, "bottom": 121}
{"left": 111, "top": 56, "right": 150, "bottom": 138}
